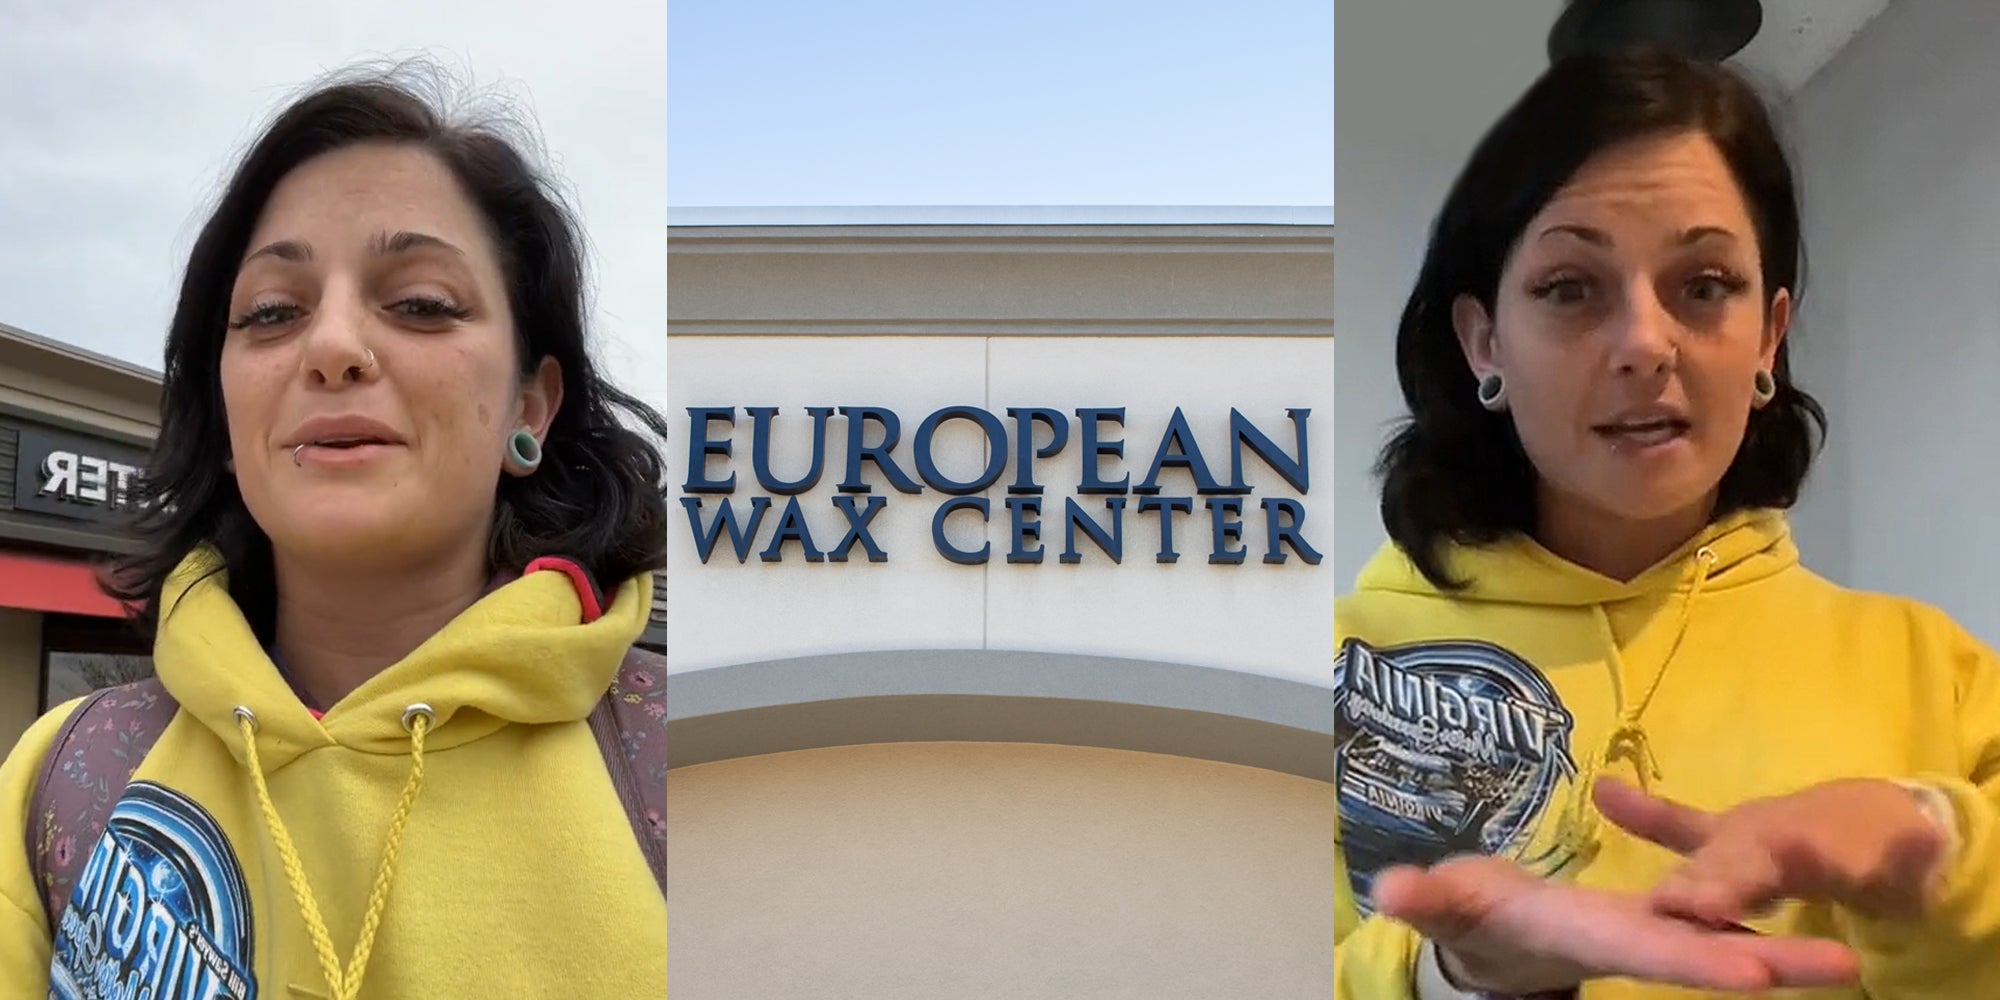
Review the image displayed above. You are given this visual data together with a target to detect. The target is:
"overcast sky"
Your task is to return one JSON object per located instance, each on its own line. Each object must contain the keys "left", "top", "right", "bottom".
{"left": 0, "top": 0, "right": 667, "bottom": 410}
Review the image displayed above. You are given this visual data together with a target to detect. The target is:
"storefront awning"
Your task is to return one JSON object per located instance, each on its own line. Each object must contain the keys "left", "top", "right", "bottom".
{"left": 0, "top": 551, "right": 129, "bottom": 618}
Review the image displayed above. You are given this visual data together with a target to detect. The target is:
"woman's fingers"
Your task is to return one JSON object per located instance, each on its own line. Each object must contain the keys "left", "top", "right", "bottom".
{"left": 1555, "top": 905, "right": 1770, "bottom": 990}
{"left": 1595, "top": 776, "right": 1719, "bottom": 855}
{"left": 1606, "top": 912, "right": 1857, "bottom": 989}
{"left": 1371, "top": 858, "right": 1860, "bottom": 993}
{"left": 1654, "top": 835, "right": 1787, "bottom": 925}
{"left": 1728, "top": 931, "right": 1863, "bottom": 988}
{"left": 1869, "top": 821, "right": 1950, "bottom": 918}
{"left": 1620, "top": 778, "right": 1951, "bottom": 919}
{"left": 1538, "top": 885, "right": 1857, "bottom": 990}
{"left": 1369, "top": 859, "right": 1503, "bottom": 941}
{"left": 1653, "top": 812, "right": 1948, "bottom": 926}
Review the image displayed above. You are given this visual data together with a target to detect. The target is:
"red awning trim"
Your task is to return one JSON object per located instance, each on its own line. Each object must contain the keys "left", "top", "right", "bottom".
{"left": 0, "top": 551, "right": 130, "bottom": 619}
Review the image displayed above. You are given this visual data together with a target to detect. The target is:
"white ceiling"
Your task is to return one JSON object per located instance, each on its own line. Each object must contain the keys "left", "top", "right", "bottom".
{"left": 1731, "top": 0, "right": 1896, "bottom": 92}
{"left": 1533, "top": 0, "right": 1895, "bottom": 93}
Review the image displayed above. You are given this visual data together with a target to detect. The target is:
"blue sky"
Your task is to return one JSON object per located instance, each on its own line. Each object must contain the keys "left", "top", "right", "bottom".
{"left": 668, "top": 0, "right": 1335, "bottom": 209}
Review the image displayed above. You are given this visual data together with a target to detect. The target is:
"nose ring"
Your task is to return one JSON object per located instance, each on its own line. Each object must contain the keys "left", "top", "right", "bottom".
{"left": 341, "top": 348, "right": 377, "bottom": 381}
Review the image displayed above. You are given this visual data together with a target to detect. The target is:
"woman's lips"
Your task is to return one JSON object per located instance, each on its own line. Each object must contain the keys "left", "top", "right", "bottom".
{"left": 293, "top": 441, "right": 399, "bottom": 467}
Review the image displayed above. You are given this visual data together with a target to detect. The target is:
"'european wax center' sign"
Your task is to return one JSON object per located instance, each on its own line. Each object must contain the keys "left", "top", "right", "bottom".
{"left": 680, "top": 405, "right": 1320, "bottom": 567}
{"left": 10, "top": 427, "right": 146, "bottom": 524}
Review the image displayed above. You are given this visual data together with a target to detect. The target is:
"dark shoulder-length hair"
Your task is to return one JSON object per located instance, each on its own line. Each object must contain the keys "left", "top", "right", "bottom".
{"left": 108, "top": 62, "right": 670, "bottom": 636}
{"left": 1376, "top": 46, "right": 1826, "bottom": 590}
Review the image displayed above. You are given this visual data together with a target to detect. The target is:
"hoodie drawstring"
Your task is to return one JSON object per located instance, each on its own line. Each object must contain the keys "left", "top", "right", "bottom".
{"left": 234, "top": 704, "right": 435, "bottom": 1000}
{"left": 1549, "top": 546, "right": 1719, "bottom": 871}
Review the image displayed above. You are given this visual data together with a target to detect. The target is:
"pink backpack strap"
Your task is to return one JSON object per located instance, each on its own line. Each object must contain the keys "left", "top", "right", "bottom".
{"left": 589, "top": 646, "right": 667, "bottom": 901}
{"left": 26, "top": 678, "right": 178, "bottom": 928}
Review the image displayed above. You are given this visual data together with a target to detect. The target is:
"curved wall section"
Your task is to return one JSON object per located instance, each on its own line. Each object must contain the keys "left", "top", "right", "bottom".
{"left": 668, "top": 649, "right": 1336, "bottom": 781}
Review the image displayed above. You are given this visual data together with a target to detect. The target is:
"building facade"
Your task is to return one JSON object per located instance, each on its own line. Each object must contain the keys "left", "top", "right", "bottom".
{"left": 0, "top": 322, "right": 160, "bottom": 747}
{"left": 665, "top": 208, "right": 1337, "bottom": 999}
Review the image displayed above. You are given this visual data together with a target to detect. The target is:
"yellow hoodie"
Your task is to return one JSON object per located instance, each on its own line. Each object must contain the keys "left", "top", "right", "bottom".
{"left": 1334, "top": 509, "right": 2000, "bottom": 999}
{"left": 0, "top": 550, "right": 668, "bottom": 998}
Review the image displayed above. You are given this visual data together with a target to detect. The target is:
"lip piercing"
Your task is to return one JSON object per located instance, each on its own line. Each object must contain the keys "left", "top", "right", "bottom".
{"left": 293, "top": 443, "right": 307, "bottom": 467}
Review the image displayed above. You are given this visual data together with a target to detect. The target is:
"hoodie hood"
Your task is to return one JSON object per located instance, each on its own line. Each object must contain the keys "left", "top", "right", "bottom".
{"left": 153, "top": 546, "right": 652, "bottom": 769}
{"left": 33, "top": 548, "right": 667, "bottom": 1000}
{"left": 1352, "top": 507, "right": 1798, "bottom": 606}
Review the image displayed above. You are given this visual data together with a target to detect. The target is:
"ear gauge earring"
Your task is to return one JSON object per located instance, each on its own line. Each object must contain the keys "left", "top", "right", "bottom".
{"left": 506, "top": 429, "right": 543, "bottom": 473}
{"left": 1476, "top": 372, "right": 1509, "bottom": 412}
{"left": 1751, "top": 369, "right": 1778, "bottom": 408}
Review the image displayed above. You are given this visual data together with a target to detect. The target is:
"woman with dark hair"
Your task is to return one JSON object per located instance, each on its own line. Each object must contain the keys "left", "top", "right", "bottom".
{"left": 0, "top": 65, "right": 667, "bottom": 997}
{"left": 1335, "top": 48, "right": 2000, "bottom": 999}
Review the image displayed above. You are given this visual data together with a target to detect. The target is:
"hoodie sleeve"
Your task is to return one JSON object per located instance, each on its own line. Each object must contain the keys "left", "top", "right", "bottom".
{"left": 1337, "top": 913, "right": 1424, "bottom": 999}
{"left": 1336, "top": 807, "right": 1425, "bottom": 999}
{"left": 1836, "top": 618, "right": 2000, "bottom": 996}
{"left": 0, "top": 700, "right": 76, "bottom": 990}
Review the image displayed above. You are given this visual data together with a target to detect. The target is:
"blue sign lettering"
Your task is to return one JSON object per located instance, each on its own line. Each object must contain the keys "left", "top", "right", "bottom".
{"left": 678, "top": 405, "right": 1320, "bottom": 568}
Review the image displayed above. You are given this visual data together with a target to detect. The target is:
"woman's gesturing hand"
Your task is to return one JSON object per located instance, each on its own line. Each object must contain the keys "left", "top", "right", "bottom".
{"left": 1371, "top": 854, "right": 1861, "bottom": 996}
{"left": 1595, "top": 775, "right": 1953, "bottom": 926}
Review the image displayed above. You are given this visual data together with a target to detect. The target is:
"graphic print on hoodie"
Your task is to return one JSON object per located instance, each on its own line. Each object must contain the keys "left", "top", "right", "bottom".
{"left": 1335, "top": 635, "right": 1582, "bottom": 917}
{"left": 51, "top": 782, "right": 257, "bottom": 999}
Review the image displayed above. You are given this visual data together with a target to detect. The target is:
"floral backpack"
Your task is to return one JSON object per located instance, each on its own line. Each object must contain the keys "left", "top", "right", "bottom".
{"left": 24, "top": 645, "right": 667, "bottom": 928}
